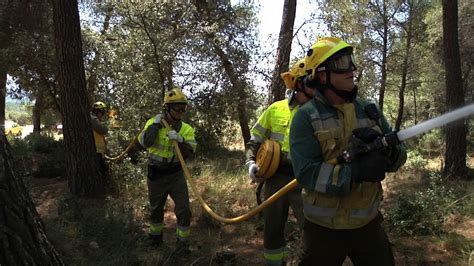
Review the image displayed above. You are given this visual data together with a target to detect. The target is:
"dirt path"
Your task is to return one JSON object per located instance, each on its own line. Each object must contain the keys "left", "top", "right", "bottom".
{"left": 30, "top": 177, "right": 68, "bottom": 218}
{"left": 29, "top": 176, "right": 473, "bottom": 265}
{"left": 29, "top": 177, "right": 269, "bottom": 265}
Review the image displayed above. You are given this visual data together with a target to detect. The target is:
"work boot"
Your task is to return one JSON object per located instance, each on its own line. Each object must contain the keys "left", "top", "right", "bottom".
{"left": 173, "top": 240, "right": 190, "bottom": 256}
{"left": 150, "top": 234, "right": 163, "bottom": 247}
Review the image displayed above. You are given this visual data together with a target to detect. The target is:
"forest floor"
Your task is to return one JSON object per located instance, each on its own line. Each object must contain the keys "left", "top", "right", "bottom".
{"left": 29, "top": 157, "right": 474, "bottom": 266}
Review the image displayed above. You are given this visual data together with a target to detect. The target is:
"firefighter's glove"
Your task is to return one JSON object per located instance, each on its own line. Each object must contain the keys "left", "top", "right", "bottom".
{"left": 168, "top": 130, "right": 183, "bottom": 143}
{"left": 153, "top": 114, "right": 162, "bottom": 125}
{"left": 352, "top": 127, "right": 381, "bottom": 143}
{"left": 325, "top": 164, "right": 351, "bottom": 196}
{"left": 246, "top": 160, "right": 264, "bottom": 183}
{"left": 350, "top": 126, "right": 392, "bottom": 182}
{"left": 351, "top": 150, "right": 391, "bottom": 183}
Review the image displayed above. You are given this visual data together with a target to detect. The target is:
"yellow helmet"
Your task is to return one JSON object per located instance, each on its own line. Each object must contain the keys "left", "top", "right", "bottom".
{"left": 280, "top": 58, "right": 306, "bottom": 90}
{"left": 93, "top": 101, "right": 107, "bottom": 110}
{"left": 304, "top": 37, "right": 353, "bottom": 81}
{"left": 164, "top": 87, "right": 188, "bottom": 105}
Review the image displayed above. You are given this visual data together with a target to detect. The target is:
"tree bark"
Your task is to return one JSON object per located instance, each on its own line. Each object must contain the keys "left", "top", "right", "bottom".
{"left": 193, "top": 0, "right": 251, "bottom": 145}
{"left": 0, "top": 133, "right": 63, "bottom": 265}
{"left": 33, "top": 88, "right": 44, "bottom": 134}
{"left": 0, "top": 71, "right": 5, "bottom": 132}
{"left": 211, "top": 42, "right": 251, "bottom": 144}
{"left": 378, "top": 0, "right": 388, "bottom": 111}
{"left": 268, "top": 0, "right": 296, "bottom": 104}
{"left": 395, "top": 3, "right": 414, "bottom": 131}
{"left": 442, "top": 0, "right": 467, "bottom": 178}
{"left": 52, "top": 0, "right": 105, "bottom": 196}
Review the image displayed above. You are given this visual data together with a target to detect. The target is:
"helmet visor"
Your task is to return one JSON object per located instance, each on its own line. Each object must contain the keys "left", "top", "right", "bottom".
{"left": 325, "top": 54, "right": 356, "bottom": 73}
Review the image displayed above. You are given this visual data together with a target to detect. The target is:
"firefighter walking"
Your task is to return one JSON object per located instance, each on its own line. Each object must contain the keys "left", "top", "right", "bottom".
{"left": 138, "top": 87, "right": 197, "bottom": 255}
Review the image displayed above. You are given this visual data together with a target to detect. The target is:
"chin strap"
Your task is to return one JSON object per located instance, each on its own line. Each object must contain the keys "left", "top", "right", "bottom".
{"left": 311, "top": 69, "right": 358, "bottom": 102}
{"left": 326, "top": 68, "right": 357, "bottom": 101}
{"left": 305, "top": 70, "right": 358, "bottom": 102}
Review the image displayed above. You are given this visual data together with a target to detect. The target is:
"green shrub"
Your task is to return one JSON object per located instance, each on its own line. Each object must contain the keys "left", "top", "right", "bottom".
{"left": 19, "top": 134, "right": 66, "bottom": 177}
{"left": 8, "top": 137, "right": 30, "bottom": 178}
{"left": 405, "top": 149, "right": 429, "bottom": 169}
{"left": 25, "top": 133, "right": 59, "bottom": 153}
{"left": 386, "top": 172, "right": 457, "bottom": 235}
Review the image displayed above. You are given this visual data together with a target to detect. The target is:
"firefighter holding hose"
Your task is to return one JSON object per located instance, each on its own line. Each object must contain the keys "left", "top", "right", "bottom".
{"left": 290, "top": 37, "right": 407, "bottom": 265}
{"left": 138, "top": 87, "right": 197, "bottom": 255}
{"left": 245, "top": 58, "right": 316, "bottom": 265}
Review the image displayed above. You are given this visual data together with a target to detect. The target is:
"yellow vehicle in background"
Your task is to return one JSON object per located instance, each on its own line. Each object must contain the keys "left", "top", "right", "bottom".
{"left": 6, "top": 123, "right": 23, "bottom": 137}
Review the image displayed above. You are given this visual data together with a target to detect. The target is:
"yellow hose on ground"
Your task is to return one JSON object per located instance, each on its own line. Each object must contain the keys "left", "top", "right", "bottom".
{"left": 104, "top": 133, "right": 140, "bottom": 161}
{"left": 107, "top": 120, "right": 337, "bottom": 223}
{"left": 162, "top": 120, "right": 300, "bottom": 224}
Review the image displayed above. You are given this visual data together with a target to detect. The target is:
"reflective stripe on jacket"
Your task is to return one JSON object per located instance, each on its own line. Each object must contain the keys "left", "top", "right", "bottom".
{"left": 250, "top": 99, "right": 294, "bottom": 153}
{"left": 138, "top": 117, "right": 196, "bottom": 164}
{"left": 290, "top": 92, "right": 404, "bottom": 229}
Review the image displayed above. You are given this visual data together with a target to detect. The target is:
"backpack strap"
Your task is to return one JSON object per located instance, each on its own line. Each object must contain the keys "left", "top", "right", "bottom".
{"left": 355, "top": 98, "right": 383, "bottom": 129}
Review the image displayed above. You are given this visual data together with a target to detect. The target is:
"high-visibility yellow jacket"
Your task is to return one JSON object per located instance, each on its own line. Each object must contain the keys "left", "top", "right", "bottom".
{"left": 249, "top": 99, "right": 297, "bottom": 152}
{"left": 138, "top": 116, "right": 196, "bottom": 165}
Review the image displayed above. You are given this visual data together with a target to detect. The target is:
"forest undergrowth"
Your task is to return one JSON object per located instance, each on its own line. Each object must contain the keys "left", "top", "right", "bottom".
{"left": 17, "top": 135, "right": 474, "bottom": 266}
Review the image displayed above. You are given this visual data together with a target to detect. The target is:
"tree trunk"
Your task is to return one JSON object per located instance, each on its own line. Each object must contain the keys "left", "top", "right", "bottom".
{"left": 33, "top": 88, "right": 44, "bottom": 134}
{"left": 378, "top": 0, "right": 388, "bottom": 111}
{"left": 0, "top": 133, "right": 63, "bottom": 265}
{"left": 395, "top": 6, "right": 413, "bottom": 131}
{"left": 268, "top": 0, "right": 296, "bottom": 104}
{"left": 412, "top": 87, "right": 417, "bottom": 124}
{"left": 212, "top": 42, "right": 251, "bottom": 144}
{"left": 442, "top": 0, "right": 467, "bottom": 178}
{"left": 0, "top": 71, "right": 5, "bottom": 133}
{"left": 52, "top": 0, "right": 105, "bottom": 196}
{"left": 140, "top": 14, "right": 174, "bottom": 95}
{"left": 192, "top": 0, "right": 251, "bottom": 145}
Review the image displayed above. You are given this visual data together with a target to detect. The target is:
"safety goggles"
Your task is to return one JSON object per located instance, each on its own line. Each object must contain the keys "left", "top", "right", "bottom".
{"left": 318, "top": 53, "right": 357, "bottom": 73}
{"left": 170, "top": 105, "right": 187, "bottom": 113}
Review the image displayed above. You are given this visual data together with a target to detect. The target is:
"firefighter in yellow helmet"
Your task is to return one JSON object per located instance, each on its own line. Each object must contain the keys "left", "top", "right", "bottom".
{"left": 91, "top": 101, "right": 109, "bottom": 176}
{"left": 138, "top": 87, "right": 196, "bottom": 255}
{"left": 289, "top": 37, "right": 407, "bottom": 265}
{"left": 245, "top": 58, "right": 316, "bottom": 265}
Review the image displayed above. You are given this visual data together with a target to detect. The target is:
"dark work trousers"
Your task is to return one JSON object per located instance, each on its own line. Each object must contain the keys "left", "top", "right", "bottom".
{"left": 263, "top": 170, "right": 305, "bottom": 251}
{"left": 147, "top": 165, "right": 192, "bottom": 229}
{"left": 299, "top": 213, "right": 395, "bottom": 266}
{"left": 97, "top": 153, "right": 109, "bottom": 176}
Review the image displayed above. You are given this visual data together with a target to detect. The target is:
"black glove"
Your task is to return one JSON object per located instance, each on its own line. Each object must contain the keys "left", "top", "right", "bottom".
{"left": 350, "top": 127, "right": 391, "bottom": 182}
{"left": 352, "top": 127, "right": 381, "bottom": 143}
{"left": 351, "top": 150, "right": 391, "bottom": 182}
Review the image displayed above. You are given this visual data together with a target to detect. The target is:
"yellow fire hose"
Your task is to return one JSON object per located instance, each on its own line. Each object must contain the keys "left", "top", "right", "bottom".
{"left": 161, "top": 119, "right": 305, "bottom": 224}
{"left": 104, "top": 136, "right": 139, "bottom": 161}
{"left": 103, "top": 120, "right": 336, "bottom": 223}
